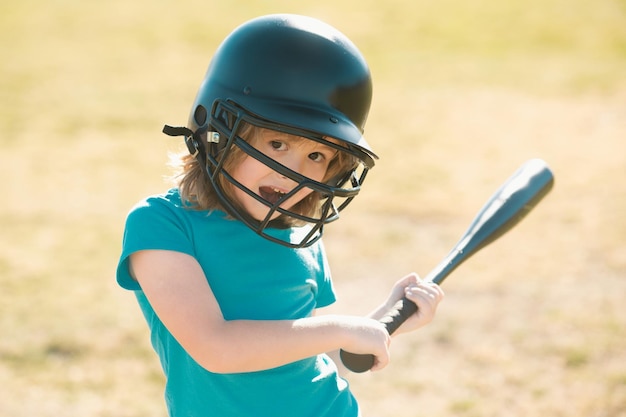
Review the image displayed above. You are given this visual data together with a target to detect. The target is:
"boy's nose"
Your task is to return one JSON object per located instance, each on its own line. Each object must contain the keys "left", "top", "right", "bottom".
{"left": 281, "top": 153, "right": 306, "bottom": 176}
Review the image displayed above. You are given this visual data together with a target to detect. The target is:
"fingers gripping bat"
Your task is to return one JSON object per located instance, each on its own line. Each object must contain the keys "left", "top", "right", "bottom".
{"left": 340, "top": 158, "right": 555, "bottom": 373}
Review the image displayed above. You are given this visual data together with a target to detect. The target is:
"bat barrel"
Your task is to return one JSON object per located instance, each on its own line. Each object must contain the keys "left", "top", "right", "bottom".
{"left": 459, "top": 158, "right": 554, "bottom": 258}
{"left": 430, "top": 159, "right": 553, "bottom": 285}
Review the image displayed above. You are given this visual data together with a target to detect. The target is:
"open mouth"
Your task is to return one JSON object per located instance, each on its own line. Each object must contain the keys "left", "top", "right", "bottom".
{"left": 259, "top": 186, "right": 287, "bottom": 205}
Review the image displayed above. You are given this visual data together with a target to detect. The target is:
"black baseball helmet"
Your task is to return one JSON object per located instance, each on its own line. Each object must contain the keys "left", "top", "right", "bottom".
{"left": 164, "top": 14, "right": 378, "bottom": 247}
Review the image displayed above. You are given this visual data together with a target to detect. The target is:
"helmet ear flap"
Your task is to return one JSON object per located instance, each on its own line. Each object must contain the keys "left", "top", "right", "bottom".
{"left": 193, "top": 104, "right": 208, "bottom": 126}
{"left": 190, "top": 105, "right": 221, "bottom": 158}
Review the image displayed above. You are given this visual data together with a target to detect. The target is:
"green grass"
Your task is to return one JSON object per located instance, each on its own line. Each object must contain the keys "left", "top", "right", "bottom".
{"left": 2, "top": 0, "right": 625, "bottom": 416}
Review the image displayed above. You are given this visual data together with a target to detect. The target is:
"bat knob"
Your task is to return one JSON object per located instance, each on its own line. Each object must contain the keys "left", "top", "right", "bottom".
{"left": 339, "top": 349, "right": 375, "bottom": 373}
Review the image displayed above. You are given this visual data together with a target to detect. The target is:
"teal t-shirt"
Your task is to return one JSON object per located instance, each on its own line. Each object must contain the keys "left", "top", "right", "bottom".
{"left": 116, "top": 189, "right": 359, "bottom": 417}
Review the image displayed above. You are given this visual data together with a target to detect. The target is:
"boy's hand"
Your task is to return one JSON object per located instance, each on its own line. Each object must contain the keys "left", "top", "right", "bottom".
{"left": 379, "top": 273, "right": 444, "bottom": 335}
{"left": 337, "top": 316, "right": 391, "bottom": 371}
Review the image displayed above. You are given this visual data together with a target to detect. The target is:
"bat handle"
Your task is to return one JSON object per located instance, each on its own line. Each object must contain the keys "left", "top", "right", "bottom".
{"left": 339, "top": 297, "right": 418, "bottom": 373}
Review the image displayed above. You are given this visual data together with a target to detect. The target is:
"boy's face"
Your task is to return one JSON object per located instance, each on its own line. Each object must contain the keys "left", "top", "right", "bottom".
{"left": 230, "top": 128, "right": 338, "bottom": 222}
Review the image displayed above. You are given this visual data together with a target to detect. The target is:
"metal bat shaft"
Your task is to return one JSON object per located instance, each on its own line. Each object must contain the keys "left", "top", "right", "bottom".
{"left": 340, "top": 159, "right": 554, "bottom": 373}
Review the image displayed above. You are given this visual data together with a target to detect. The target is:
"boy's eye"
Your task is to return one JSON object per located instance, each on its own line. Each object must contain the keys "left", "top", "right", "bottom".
{"left": 308, "top": 152, "right": 325, "bottom": 162}
{"left": 270, "top": 140, "right": 285, "bottom": 150}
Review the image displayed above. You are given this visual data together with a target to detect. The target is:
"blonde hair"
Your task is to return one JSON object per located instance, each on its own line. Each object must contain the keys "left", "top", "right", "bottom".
{"left": 172, "top": 124, "right": 357, "bottom": 226}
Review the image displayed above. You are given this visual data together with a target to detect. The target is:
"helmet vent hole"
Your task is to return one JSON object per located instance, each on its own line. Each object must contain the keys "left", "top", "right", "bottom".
{"left": 243, "top": 86, "right": 252, "bottom": 95}
{"left": 193, "top": 105, "right": 208, "bottom": 125}
{"left": 329, "top": 116, "right": 338, "bottom": 124}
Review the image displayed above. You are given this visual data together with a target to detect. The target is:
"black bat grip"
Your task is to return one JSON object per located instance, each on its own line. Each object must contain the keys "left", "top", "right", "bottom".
{"left": 339, "top": 297, "right": 418, "bottom": 373}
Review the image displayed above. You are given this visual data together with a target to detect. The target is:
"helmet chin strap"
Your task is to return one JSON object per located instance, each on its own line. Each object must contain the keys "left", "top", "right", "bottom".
{"left": 162, "top": 124, "right": 210, "bottom": 163}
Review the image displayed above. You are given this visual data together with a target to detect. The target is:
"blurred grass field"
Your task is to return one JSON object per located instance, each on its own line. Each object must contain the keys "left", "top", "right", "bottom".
{"left": 1, "top": 0, "right": 625, "bottom": 416}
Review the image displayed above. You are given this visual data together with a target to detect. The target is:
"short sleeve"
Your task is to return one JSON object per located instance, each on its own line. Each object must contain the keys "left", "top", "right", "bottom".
{"left": 116, "top": 195, "right": 195, "bottom": 290}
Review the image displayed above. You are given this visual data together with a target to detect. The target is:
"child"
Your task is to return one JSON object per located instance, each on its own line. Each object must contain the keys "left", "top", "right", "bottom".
{"left": 117, "top": 14, "right": 443, "bottom": 417}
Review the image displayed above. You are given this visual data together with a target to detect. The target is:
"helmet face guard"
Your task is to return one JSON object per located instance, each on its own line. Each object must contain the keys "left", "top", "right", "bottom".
{"left": 165, "top": 14, "right": 378, "bottom": 248}
{"left": 204, "top": 99, "right": 372, "bottom": 247}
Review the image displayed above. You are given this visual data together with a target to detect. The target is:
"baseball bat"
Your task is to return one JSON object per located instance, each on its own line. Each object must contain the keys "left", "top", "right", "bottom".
{"left": 340, "top": 158, "right": 554, "bottom": 373}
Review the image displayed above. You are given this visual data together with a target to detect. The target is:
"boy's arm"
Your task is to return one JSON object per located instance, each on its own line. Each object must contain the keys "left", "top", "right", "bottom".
{"left": 310, "top": 308, "right": 349, "bottom": 377}
{"left": 129, "top": 249, "right": 391, "bottom": 374}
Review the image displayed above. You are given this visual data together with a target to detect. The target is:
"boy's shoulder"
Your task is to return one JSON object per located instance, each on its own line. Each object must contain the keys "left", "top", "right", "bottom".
{"left": 125, "top": 188, "right": 190, "bottom": 228}
{"left": 132, "top": 188, "right": 183, "bottom": 210}
{"left": 129, "top": 188, "right": 200, "bottom": 218}
{"left": 128, "top": 188, "right": 228, "bottom": 226}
